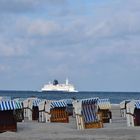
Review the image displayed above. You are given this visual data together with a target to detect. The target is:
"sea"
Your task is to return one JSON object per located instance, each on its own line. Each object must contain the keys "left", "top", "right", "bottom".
{"left": 0, "top": 90, "right": 139, "bottom": 104}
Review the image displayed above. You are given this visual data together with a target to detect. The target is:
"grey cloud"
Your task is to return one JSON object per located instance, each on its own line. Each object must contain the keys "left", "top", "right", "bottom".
{"left": 0, "top": 37, "right": 29, "bottom": 57}
{"left": 0, "top": 0, "right": 68, "bottom": 14}
{"left": 1, "top": 0, "right": 140, "bottom": 57}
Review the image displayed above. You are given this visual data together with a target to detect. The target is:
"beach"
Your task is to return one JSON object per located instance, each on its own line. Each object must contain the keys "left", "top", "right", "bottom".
{"left": 0, "top": 104, "right": 140, "bottom": 140}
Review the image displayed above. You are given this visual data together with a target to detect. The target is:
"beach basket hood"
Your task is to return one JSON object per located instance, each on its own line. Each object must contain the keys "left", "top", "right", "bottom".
{"left": 120, "top": 100, "right": 131, "bottom": 109}
{"left": 0, "top": 100, "right": 16, "bottom": 111}
{"left": 126, "top": 100, "right": 140, "bottom": 114}
{"left": 50, "top": 100, "right": 67, "bottom": 108}
{"left": 98, "top": 99, "right": 111, "bottom": 110}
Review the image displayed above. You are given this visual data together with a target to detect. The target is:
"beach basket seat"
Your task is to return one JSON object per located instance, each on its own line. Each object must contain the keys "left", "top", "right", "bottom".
{"left": 98, "top": 109, "right": 112, "bottom": 123}
{"left": 32, "top": 106, "right": 39, "bottom": 120}
{"left": 31, "top": 99, "right": 42, "bottom": 121}
{"left": 32, "top": 98, "right": 41, "bottom": 121}
{"left": 98, "top": 99, "right": 112, "bottom": 123}
{"left": 73, "top": 98, "right": 103, "bottom": 130}
{"left": 50, "top": 101, "right": 69, "bottom": 123}
{"left": 0, "top": 100, "right": 17, "bottom": 132}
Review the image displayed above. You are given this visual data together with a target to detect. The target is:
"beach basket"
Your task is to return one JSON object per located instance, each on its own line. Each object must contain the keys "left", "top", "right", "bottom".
{"left": 0, "top": 100, "right": 17, "bottom": 132}
{"left": 60, "top": 99, "right": 74, "bottom": 116}
{"left": 98, "top": 99, "right": 112, "bottom": 123}
{"left": 126, "top": 100, "right": 140, "bottom": 126}
{"left": 73, "top": 98, "right": 103, "bottom": 130}
{"left": 23, "top": 97, "right": 41, "bottom": 121}
{"left": 50, "top": 101, "right": 69, "bottom": 123}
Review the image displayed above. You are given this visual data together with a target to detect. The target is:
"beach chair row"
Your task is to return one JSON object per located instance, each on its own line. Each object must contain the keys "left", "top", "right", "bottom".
{"left": 0, "top": 96, "right": 112, "bottom": 132}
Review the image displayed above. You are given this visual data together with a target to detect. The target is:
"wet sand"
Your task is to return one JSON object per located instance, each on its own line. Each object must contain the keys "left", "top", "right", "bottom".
{"left": 0, "top": 104, "right": 140, "bottom": 140}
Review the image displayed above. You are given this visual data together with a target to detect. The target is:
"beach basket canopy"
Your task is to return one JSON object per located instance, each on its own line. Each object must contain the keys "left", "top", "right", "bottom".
{"left": 81, "top": 97, "right": 99, "bottom": 104}
{"left": 0, "top": 100, "right": 16, "bottom": 111}
{"left": 120, "top": 100, "right": 131, "bottom": 109}
{"left": 50, "top": 100, "right": 67, "bottom": 108}
{"left": 98, "top": 99, "right": 111, "bottom": 110}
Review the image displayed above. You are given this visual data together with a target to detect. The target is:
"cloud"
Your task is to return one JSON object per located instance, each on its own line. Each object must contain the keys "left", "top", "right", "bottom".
{"left": 17, "top": 19, "right": 61, "bottom": 37}
{"left": 0, "top": 64, "right": 10, "bottom": 73}
{"left": 0, "top": 0, "right": 140, "bottom": 90}
{"left": 0, "top": 37, "right": 29, "bottom": 57}
{"left": 0, "top": 0, "right": 68, "bottom": 15}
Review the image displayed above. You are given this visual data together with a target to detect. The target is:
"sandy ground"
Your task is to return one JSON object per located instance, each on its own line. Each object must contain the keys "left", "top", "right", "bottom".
{"left": 0, "top": 104, "right": 140, "bottom": 140}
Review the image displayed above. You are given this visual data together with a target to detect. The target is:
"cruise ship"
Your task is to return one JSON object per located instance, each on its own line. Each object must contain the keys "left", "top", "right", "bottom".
{"left": 41, "top": 79, "right": 78, "bottom": 92}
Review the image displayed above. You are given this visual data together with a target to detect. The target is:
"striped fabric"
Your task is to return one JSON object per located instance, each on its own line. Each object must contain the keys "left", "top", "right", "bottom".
{"left": 98, "top": 99, "right": 111, "bottom": 110}
{"left": 33, "top": 99, "right": 42, "bottom": 107}
{"left": 60, "top": 99, "right": 73, "bottom": 105}
{"left": 13, "top": 98, "right": 24, "bottom": 109}
{"left": 51, "top": 101, "right": 67, "bottom": 108}
{"left": 81, "top": 97, "right": 99, "bottom": 104}
{"left": 135, "top": 100, "right": 140, "bottom": 109}
{"left": 0, "top": 100, "right": 16, "bottom": 111}
{"left": 81, "top": 98, "right": 99, "bottom": 123}
{"left": 82, "top": 103, "right": 98, "bottom": 123}
{"left": 14, "top": 101, "right": 23, "bottom": 109}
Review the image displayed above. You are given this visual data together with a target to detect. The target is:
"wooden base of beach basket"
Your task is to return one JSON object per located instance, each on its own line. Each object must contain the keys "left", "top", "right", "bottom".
{"left": 75, "top": 115, "right": 103, "bottom": 129}
{"left": 0, "top": 111, "right": 17, "bottom": 132}
{"left": 50, "top": 108, "right": 69, "bottom": 123}
{"left": 85, "top": 121, "right": 103, "bottom": 129}
{"left": 84, "top": 112, "right": 103, "bottom": 129}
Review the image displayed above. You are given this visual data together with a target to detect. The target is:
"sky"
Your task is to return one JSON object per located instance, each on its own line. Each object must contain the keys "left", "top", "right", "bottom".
{"left": 0, "top": 0, "right": 140, "bottom": 92}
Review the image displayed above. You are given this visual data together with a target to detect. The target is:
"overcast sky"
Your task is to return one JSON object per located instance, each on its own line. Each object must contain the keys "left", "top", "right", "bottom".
{"left": 0, "top": 0, "right": 140, "bottom": 92}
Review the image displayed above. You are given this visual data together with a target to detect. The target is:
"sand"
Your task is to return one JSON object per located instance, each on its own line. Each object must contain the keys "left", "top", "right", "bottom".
{"left": 0, "top": 104, "right": 140, "bottom": 140}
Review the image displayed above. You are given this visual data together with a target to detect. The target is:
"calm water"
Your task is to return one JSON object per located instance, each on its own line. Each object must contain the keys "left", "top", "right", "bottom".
{"left": 0, "top": 90, "right": 139, "bottom": 104}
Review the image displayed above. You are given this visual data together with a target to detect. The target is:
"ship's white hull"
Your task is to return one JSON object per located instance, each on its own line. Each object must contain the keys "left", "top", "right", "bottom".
{"left": 41, "top": 79, "right": 78, "bottom": 92}
{"left": 41, "top": 85, "right": 78, "bottom": 92}
{"left": 41, "top": 89, "right": 78, "bottom": 92}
